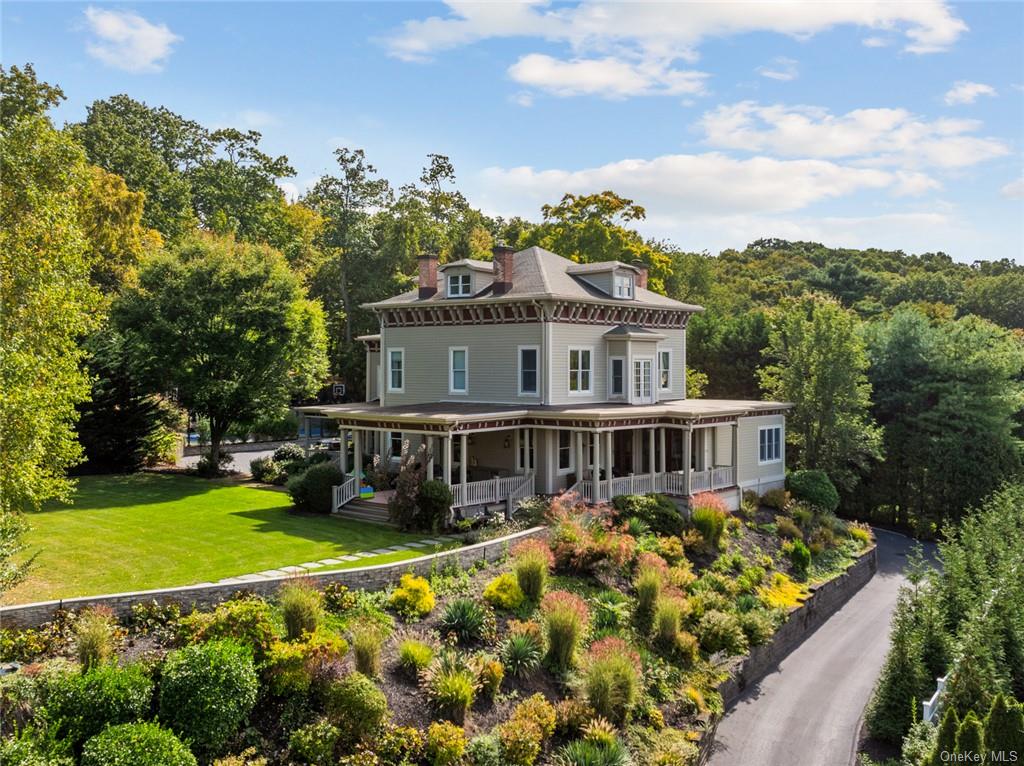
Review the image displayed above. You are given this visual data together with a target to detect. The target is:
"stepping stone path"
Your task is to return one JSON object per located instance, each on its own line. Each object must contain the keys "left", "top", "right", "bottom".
{"left": 214, "top": 536, "right": 455, "bottom": 585}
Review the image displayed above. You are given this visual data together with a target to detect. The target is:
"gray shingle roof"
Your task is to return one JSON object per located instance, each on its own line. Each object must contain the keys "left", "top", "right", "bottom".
{"left": 438, "top": 259, "right": 493, "bottom": 272}
{"left": 365, "top": 246, "right": 703, "bottom": 312}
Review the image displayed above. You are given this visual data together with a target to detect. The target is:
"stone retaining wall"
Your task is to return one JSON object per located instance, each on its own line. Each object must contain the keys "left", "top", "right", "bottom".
{"left": 0, "top": 527, "right": 546, "bottom": 629}
{"left": 182, "top": 439, "right": 295, "bottom": 457}
{"left": 697, "top": 544, "right": 879, "bottom": 764}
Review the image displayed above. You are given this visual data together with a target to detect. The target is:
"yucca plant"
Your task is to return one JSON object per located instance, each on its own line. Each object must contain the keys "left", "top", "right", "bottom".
{"left": 439, "top": 598, "right": 493, "bottom": 644}
{"left": 423, "top": 651, "right": 479, "bottom": 723}
{"left": 552, "top": 737, "right": 630, "bottom": 766}
{"left": 501, "top": 633, "right": 543, "bottom": 677}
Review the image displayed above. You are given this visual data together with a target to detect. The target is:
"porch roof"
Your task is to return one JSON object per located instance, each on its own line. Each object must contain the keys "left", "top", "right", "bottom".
{"left": 296, "top": 398, "right": 791, "bottom": 432}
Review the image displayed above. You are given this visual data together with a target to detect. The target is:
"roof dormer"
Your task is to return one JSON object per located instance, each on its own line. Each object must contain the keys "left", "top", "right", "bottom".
{"left": 438, "top": 259, "right": 493, "bottom": 298}
{"left": 566, "top": 260, "right": 648, "bottom": 300}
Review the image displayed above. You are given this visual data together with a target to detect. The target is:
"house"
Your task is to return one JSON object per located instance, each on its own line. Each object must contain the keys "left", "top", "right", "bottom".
{"left": 296, "top": 245, "right": 790, "bottom": 515}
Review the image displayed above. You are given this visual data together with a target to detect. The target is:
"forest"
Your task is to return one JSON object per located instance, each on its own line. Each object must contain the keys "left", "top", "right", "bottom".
{"left": 2, "top": 61, "right": 1023, "bottom": 555}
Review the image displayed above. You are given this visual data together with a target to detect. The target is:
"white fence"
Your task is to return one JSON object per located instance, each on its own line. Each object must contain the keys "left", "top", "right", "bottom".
{"left": 922, "top": 676, "right": 947, "bottom": 723}
{"left": 452, "top": 473, "right": 535, "bottom": 508}
{"left": 331, "top": 476, "right": 358, "bottom": 511}
{"left": 570, "top": 467, "right": 736, "bottom": 503}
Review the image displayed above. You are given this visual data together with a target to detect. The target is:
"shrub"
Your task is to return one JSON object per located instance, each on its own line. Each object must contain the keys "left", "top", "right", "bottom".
{"left": 250, "top": 456, "right": 284, "bottom": 484}
{"left": 498, "top": 720, "right": 542, "bottom": 766}
{"left": 322, "top": 583, "right": 357, "bottom": 614}
{"left": 552, "top": 738, "right": 630, "bottom": 766}
{"left": 373, "top": 723, "right": 425, "bottom": 766}
{"left": 279, "top": 581, "right": 323, "bottom": 640}
{"left": 696, "top": 610, "right": 748, "bottom": 656}
{"left": 483, "top": 573, "right": 525, "bottom": 610}
{"left": 501, "top": 633, "right": 543, "bottom": 677}
{"left": 541, "top": 591, "right": 589, "bottom": 671}
{"left": 80, "top": 722, "right": 196, "bottom": 766}
{"left": 439, "top": 599, "right": 494, "bottom": 645}
{"left": 653, "top": 597, "right": 689, "bottom": 653}
{"left": 324, "top": 672, "right": 389, "bottom": 745}
{"left": 74, "top": 608, "right": 116, "bottom": 670}
{"left": 44, "top": 662, "right": 154, "bottom": 753}
{"left": 473, "top": 654, "right": 504, "bottom": 701}
{"left": 691, "top": 506, "right": 727, "bottom": 551}
{"left": 389, "top": 574, "right": 436, "bottom": 619}
{"left": 791, "top": 504, "right": 814, "bottom": 530}
{"left": 761, "top": 487, "right": 789, "bottom": 510}
{"left": 466, "top": 732, "right": 502, "bottom": 766}
{"left": 288, "top": 719, "right": 340, "bottom": 765}
{"left": 650, "top": 728, "right": 699, "bottom": 766}
{"left": 787, "top": 539, "right": 811, "bottom": 578}
{"left": 512, "top": 540, "right": 553, "bottom": 602}
{"left": 159, "top": 640, "right": 258, "bottom": 758}
{"left": 274, "top": 443, "right": 307, "bottom": 466}
{"left": 737, "top": 610, "right": 775, "bottom": 646}
{"left": 177, "top": 597, "right": 277, "bottom": 662}
{"left": 397, "top": 638, "right": 434, "bottom": 679}
{"left": 388, "top": 447, "right": 426, "bottom": 530}
{"left": 786, "top": 469, "right": 839, "bottom": 512}
{"left": 848, "top": 523, "right": 873, "bottom": 547}
{"left": 634, "top": 565, "right": 663, "bottom": 635}
{"left": 578, "top": 638, "right": 640, "bottom": 724}
{"left": 287, "top": 463, "right": 346, "bottom": 513}
{"left": 555, "top": 699, "right": 596, "bottom": 736}
{"left": 674, "top": 631, "right": 700, "bottom": 668}
{"left": 265, "top": 627, "right": 348, "bottom": 696}
{"left": 351, "top": 623, "right": 383, "bottom": 677}
{"left": 426, "top": 721, "right": 467, "bottom": 766}
{"left": 592, "top": 590, "right": 630, "bottom": 631}
{"left": 512, "top": 693, "right": 557, "bottom": 739}
{"left": 417, "top": 480, "right": 454, "bottom": 533}
{"left": 775, "top": 515, "right": 803, "bottom": 541}
{"left": 612, "top": 493, "right": 684, "bottom": 536}
{"left": 423, "top": 651, "right": 479, "bottom": 723}
{"left": 735, "top": 565, "right": 766, "bottom": 594}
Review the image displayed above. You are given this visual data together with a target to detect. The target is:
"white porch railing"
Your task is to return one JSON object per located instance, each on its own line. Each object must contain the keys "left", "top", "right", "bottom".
{"left": 452, "top": 472, "right": 534, "bottom": 508}
{"left": 332, "top": 476, "right": 358, "bottom": 511}
{"left": 660, "top": 472, "right": 687, "bottom": 496}
{"left": 611, "top": 474, "right": 657, "bottom": 496}
{"left": 711, "top": 465, "right": 736, "bottom": 489}
{"left": 507, "top": 473, "right": 536, "bottom": 513}
{"left": 569, "top": 467, "right": 737, "bottom": 504}
{"left": 922, "top": 676, "right": 947, "bottom": 724}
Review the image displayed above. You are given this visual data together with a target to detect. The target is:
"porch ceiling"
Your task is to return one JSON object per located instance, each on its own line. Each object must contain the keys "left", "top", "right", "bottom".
{"left": 295, "top": 398, "right": 791, "bottom": 433}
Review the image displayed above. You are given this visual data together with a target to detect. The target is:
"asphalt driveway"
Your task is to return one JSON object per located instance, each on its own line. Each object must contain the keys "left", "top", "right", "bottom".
{"left": 708, "top": 529, "right": 930, "bottom": 766}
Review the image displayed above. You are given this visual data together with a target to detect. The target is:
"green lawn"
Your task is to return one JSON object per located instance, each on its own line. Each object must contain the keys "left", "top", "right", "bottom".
{"left": 5, "top": 473, "right": 448, "bottom": 605}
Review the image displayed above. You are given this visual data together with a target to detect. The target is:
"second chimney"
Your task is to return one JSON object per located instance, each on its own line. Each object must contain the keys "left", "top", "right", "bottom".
{"left": 492, "top": 243, "right": 515, "bottom": 295}
{"left": 631, "top": 259, "right": 649, "bottom": 290}
{"left": 418, "top": 253, "right": 438, "bottom": 299}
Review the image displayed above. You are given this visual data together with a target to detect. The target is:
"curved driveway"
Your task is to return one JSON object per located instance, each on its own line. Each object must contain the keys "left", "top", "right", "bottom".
{"left": 708, "top": 530, "right": 926, "bottom": 766}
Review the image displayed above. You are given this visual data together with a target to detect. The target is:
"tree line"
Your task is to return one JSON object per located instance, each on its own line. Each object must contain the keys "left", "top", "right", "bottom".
{"left": 2, "top": 61, "right": 1023, "bottom": 591}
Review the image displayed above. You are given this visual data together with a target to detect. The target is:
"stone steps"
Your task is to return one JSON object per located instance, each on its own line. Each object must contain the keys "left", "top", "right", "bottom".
{"left": 334, "top": 500, "right": 395, "bottom": 527}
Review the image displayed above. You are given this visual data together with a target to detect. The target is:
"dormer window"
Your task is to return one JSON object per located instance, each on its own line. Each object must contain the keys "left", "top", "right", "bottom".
{"left": 447, "top": 273, "right": 472, "bottom": 297}
{"left": 614, "top": 274, "right": 634, "bottom": 299}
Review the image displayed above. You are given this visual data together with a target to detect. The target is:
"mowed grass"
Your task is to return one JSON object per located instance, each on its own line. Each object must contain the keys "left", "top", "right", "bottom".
{"left": 5, "top": 473, "right": 447, "bottom": 605}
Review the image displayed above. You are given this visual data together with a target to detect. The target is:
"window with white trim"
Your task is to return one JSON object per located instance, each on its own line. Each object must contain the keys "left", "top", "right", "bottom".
{"left": 614, "top": 274, "right": 634, "bottom": 299}
{"left": 658, "top": 350, "right": 671, "bottom": 391}
{"left": 519, "top": 346, "right": 539, "bottom": 395}
{"left": 759, "top": 426, "right": 782, "bottom": 464}
{"left": 558, "top": 430, "right": 573, "bottom": 471}
{"left": 568, "top": 348, "right": 592, "bottom": 394}
{"left": 447, "top": 273, "right": 472, "bottom": 297}
{"left": 387, "top": 348, "right": 404, "bottom": 392}
{"left": 610, "top": 357, "right": 625, "bottom": 396}
{"left": 449, "top": 347, "right": 468, "bottom": 394}
{"left": 389, "top": 432, "right": 403, "bottom": 456}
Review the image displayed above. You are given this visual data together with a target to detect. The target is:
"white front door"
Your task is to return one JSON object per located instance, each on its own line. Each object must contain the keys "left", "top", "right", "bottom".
{"left": 632, "top": 358, "right": 654, "bottom": 404}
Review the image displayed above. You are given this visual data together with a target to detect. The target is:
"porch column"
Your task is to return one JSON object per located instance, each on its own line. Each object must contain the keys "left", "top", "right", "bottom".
{"left": 648, "top": 428, "right": 656, "bottom": 483}
{"left": 426, "top": 436, "right": 435, "bottom": 480}
{"left": 528, "top": 428, "right": 535, "bottom": 472}
{"left": 593, "top": 431, "right": 603, "bottom": 501}
{"left": 659, "top": 428, "right": 667, "bottom": 474}
{"left": 604, "top": 430, "right": 614, "bottom": 500}
{"left": 352, "top": 429, "right": 362, "bottom": 483}
{"left": 682, "top": 427, "right": 691, "bottom": 495}
{"left": 574, "top": 431, "right": 584, "bottom": 482}
{"left": 443, "top": 435, "right": 453, "bottom": 486}
{"left": 459, "top": 432, "right": 468, "bottom": 486}
{"left": 340, "top": 428, "right": 348, "bottom": 476}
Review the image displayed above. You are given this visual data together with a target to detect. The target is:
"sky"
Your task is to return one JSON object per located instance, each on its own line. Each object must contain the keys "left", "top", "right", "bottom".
{"left": 4, "top": 1, "right": 1023, "bottom": 262}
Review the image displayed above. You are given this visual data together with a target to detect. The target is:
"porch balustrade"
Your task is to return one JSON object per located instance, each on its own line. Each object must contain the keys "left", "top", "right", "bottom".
{"left": 568, "top": 465, "right": 736, "bottom": 504}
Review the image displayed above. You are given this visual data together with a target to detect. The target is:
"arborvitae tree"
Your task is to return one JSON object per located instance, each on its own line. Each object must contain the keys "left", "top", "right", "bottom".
{"left": 866, "top": 589, "right": 931, "bottom": 744}
{"left": 984, "top": 694, "right": 1024, "bottom": 757}
{"left": 945, "top": 614, "right": 1009, "bottom": 721}
{"left": 930, "top": 707, "right": 959, "bottom": 766}
{"left": 953, "top": 712, "right": 985, "bottom": 758}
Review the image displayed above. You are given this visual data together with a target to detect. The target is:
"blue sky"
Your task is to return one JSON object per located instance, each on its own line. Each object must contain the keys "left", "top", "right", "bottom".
{"left": 4, "top": 1, "right": 1023, "bottom": 261}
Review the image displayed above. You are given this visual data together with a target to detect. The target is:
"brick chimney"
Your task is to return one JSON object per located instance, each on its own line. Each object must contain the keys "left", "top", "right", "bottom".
{"left": 417, "top": 253, "right": 438, "bottom": 299}
{"left": 492, "top": 243, "right": 515, "bottom": 295}
{"left": 631, "top": 259, "right": 649, "bottom": 290}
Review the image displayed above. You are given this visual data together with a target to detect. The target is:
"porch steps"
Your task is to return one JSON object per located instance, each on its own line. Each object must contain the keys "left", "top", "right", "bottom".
{"left": 333, "top": 499, "right": 397, "bottom": 527}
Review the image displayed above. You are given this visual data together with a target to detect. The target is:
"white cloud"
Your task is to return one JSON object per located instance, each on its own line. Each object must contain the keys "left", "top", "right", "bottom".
{"left": 757, "top": 56, "right": 799, "bottom": 81}
{"left": 862, "top": 36, "right": 890, "bottom": 47}
{"left": 1001, "top": 176, "right": 1024, "bottom": 199}
{"left": 384, "top": 1, "right": 967, "bottom": 63}
{"left": 83, "top": 7, "right": 180, "bottom": 73}
{"left": 508, "top": 53, "right": 707, "bottom": 98}
{"left": 699, "top": 101, "right": 1009, "bottom": 169}
{"left": 277, "top": 181, "right": 300, "bottom": 203}
{"left": 943, "top": 80, "right": 997, "bottom": 105}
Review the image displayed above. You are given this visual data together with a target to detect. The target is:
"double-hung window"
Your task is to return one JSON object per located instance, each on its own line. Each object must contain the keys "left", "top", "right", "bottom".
{"left": 519, "top": 346, "right": 539, "bottom": 395}
{"left": 614, "top": 274, "right": 634, "bottom": 298}
{"left": 568, "top": 348, "right": 592, "bottom": 394}
{"left": 387, "top": 348, "right": 404, "bottom": 392}
{"left": 658, "top": 350, "right": 671, "bottom": 391}
{"left": 558, "top": 430, "right": 573, "bottom": 472}
{"left": 610, "top": 357, "right": 625, "bottom": 397}
{"left": 449, "top": 347, "right": 468, "bottom": 394}
{"left": 758, "top": 426, "right": 782, "bottom": 464}
{"left": 447, "top": 273, "right": 471, "bottom": 297}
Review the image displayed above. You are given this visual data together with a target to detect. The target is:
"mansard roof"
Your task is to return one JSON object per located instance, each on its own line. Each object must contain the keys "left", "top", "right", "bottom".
{"left": 364, "top": 246, "right": 703, "bottom": 313}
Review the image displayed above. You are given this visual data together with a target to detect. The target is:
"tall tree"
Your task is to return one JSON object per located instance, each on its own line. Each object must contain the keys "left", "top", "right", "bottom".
{"left": 757, "top": 294, "right": 883, "bottom": 491}
{"left": 114, "top": 234, "right": 328, "bottom": 468}
{"left": 0, "top": 65, "right": 103, "bottom": 590}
